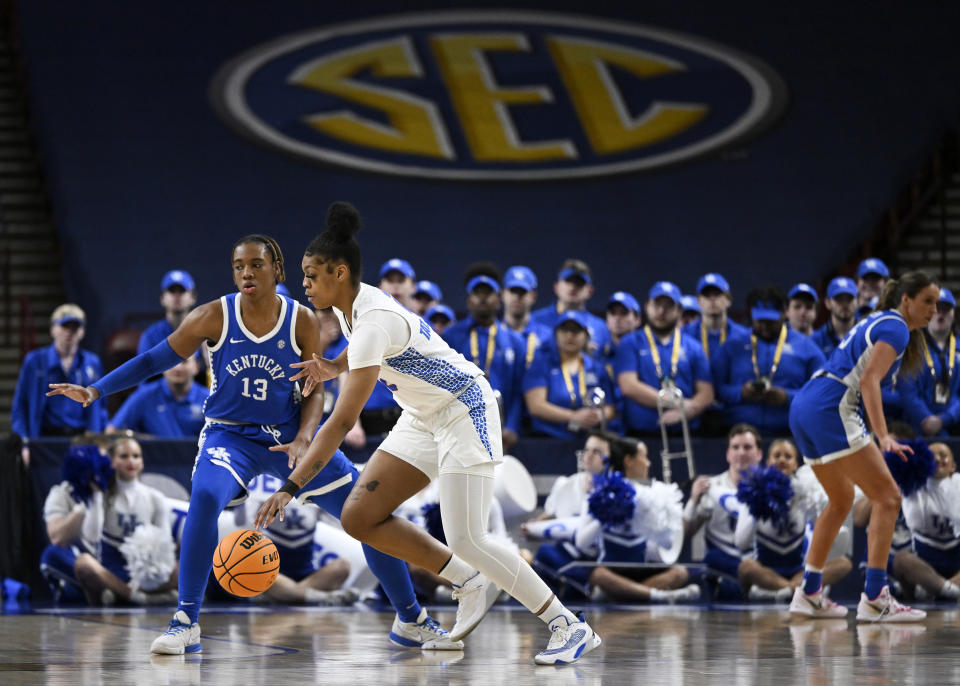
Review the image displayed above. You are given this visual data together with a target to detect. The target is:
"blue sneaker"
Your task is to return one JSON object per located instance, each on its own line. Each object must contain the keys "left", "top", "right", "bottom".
{"left": 534, "top": 613, "right": 601, "bottom": 665}
{"left": 389, "top": 609, "right": 464, "bottom": 650}
{"left": 150, "top": 611, "right": 202, "bottom": 654}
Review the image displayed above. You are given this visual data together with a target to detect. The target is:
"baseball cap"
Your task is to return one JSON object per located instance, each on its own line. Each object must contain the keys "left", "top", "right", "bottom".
{"left": 379, "top": 258, "right": 416, "bottom": 281}
{"left": 788, "top": 283, "right": 819, "bottom": 303}
{"left": 414, "top": 280, "right": 443, "bottom": 302}
{"left": 939, "top": 288, "right": 956, "bottom": 308}
{"left": 161, "top": 269, "right": 195, "bottom": 292}
{"left": 557, "top": 259, "right": 592, "bottom": 286}
{"left": 50, "top": 303, "right": 86, "bottom": 327}
{"left": 607, "top": 291, "right": 640, "bottom": 314}
{"left": 827, "top": 277, "right": 858, "bottom": 299}
{"left": 466, "top": 275, "right": 501, "bottom": 294}
{"left": 426, "top": 304, "right": 456, "bottom": 324}
{"left": 696, "top": 272, "right": 730, "bottom": 294}
{"left": 649, "top": 281, "right": 682, "bottom": 304}
{"left": 554, "top": 310, "right": 590, "bottom": 333}
{"left": 680, "top": 294, "right": 701, "bottom": 314}
{"left": 750, "top": 301, "right": 783, "bottom": 322}
{"left": 504, "top": 266, "right": 538, "bottom": 292}
{"left": 857, "top": 258, "right": 890, "bottom": 279}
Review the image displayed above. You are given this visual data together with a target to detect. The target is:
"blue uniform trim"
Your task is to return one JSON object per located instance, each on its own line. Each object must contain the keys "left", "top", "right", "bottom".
{"left": 384, "top": 347, "right": 477, "bottom": 396}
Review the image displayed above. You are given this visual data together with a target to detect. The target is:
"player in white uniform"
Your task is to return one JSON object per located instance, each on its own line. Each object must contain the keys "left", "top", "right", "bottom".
{"left": 72, "top": 437, "right": 178, "bottom": 605}
{"left": 256, "top": 202, "right": 600, "bottom": 665}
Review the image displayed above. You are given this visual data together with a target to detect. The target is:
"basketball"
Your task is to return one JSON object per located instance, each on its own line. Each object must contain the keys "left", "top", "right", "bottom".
{"left": 212, "top": 529, "right": 280, "bottom": 597}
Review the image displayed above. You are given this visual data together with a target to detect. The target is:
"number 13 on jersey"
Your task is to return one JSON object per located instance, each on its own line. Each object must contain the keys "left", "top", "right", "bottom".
{"left": 241, "top": 377, "right": 268, "bottom": 401}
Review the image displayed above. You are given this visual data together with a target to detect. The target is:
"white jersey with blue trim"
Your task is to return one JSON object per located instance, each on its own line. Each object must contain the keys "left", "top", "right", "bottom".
{"left": 695, "top": 472, "right": 743, "bottom": 559}
{"left": 820, "top": 309, "right": 910, "bottom": 390}
{"left": 902, "top": 475, "right": 960, "bottom": 552}
{"left": 334, "top": 283, "right": 484, "bottom": 417}
{"left": 735, "top": 477, "right": 820, "bottom": 567}
{"left": 543, "top": 472, "right": 593, "bottom": 520}
{"left": 81, "top": 479, "right": 169, "bottom": 555}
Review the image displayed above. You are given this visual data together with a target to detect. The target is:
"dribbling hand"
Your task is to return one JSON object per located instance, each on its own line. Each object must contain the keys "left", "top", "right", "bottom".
{"left": 879, "top": 434, "right": 913, "bottom": 462}
{"left": 289, "top": 354, "right": 338, "bottom": 397}
{"left": 268, "top": 435, "right": 312, "bottom": 470}
{"left": 46, "top": 383, "right": 99, "bottom": 407}
{"left": 254, "top": 491, "right": 292, "bottom": 529}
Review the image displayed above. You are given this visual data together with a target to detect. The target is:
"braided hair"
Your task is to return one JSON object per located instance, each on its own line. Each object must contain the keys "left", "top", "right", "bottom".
{"left": 232, "top": 234, "right": 286, "bottom": 284}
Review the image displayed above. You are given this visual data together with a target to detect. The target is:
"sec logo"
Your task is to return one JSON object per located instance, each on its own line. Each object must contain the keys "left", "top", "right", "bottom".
{"left": 212, "top": 10, "right": 786, "bottom": 180}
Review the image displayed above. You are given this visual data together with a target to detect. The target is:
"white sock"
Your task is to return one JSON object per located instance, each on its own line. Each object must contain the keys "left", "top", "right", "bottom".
{"left": 940, "top": 581, "right": 960, "bottom": 599}
{"left": 649, "top": 588, "right": 668, "bottom": 602}
{"left": 775, "top": 587, "right": 793, "bottom": 602}
{"left": 304, "top": 588, "right": 330, "bottom": 603}
{"left": 537, "top": 595, "right": 579, "bottom": 630}
{"left": 128, "top": 590, "right": 147, "bottom": 605}
{"left": 438, "top": 554, "right": 474, "bottom": 587}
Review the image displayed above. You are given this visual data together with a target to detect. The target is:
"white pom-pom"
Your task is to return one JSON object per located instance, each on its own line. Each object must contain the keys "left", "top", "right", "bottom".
{"left": 119, "top": 524, "right": 176, "bottom": 592}
{"left": 931, "top": 474, "right": 960, "bottom": 536}
{"left": 633, "top": 480, "right": 684, "bottom": 549}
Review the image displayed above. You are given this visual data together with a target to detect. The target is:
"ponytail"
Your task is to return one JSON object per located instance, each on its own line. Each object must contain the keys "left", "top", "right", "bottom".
{"left": 878, "top": 270, "right": 938, "bottom": 377}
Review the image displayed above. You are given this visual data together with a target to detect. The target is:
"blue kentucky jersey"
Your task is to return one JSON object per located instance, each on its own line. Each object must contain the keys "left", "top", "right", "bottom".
{"left": 820, "top": 309, "right": 910, "bottom": 390}
{"left": 204, "top": 293, "right": 302, "bottom": 425}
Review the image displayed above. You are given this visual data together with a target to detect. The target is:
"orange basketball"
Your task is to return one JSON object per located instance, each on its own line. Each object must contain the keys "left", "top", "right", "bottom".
{"left": 212, "top": 529, "right": 280, "bottom": 597}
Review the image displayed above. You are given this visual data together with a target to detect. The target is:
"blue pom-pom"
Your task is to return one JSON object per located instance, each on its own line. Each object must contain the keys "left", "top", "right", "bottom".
{"left": 884, "top": 439, "right": 936, "bottom": 497}
{"left": 737, "top": 465, "right": 794, "bottom": 524}
{"left": 93, "top": 452, "right": 114, "bottom": 492}
{"left": 420, "top": 502, "right": 446, "bottom": 544}
{"left": 61, "top": 445, "right": 102, "bottom": 504}
{"left": 588, "top": 471, "right": 636, "bottom": 526}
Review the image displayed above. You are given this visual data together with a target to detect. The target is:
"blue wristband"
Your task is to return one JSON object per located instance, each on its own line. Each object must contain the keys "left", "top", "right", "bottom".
{"left": 91, "top": 339, "right": 185, "bottom": 398}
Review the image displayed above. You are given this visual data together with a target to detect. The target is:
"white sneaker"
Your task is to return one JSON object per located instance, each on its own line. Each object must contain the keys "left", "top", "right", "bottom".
{"left": 448, "top": 572, "right": 500, "bottom": 641}
{"left": 789, "top": 587, "right": 849, "bottom": 618}
{"left": 534, "top": 614, "right": 602, "bottom": 665}
{"left": 857, "top": 586, "right": 926, "bottom": 623}
{"left": 663, "top": 584, "right": 702, "bottom": 603}
{"left": 150, "top": 611, "right": 202, "bottom": 654}
{"left": 389, "top": 610, "right": 464, "bottom": 650}
{"left": 311, "top": 588, "right": 360, "bottom": 606}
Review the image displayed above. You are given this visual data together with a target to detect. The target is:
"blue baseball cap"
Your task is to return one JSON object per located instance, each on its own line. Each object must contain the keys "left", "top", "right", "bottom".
{"left": 827, "top": 277, "right": 858, "bottom": 299}
{"left": 750, "top": 300, "right": 783, "bottom": 321}
{"left": 940, "top": 288, "right": 956, "bottom": 308}
{"left": 788, "top": 283, "right": 819, "bottom": 303}
{"left": 426, "top": 304, "right": 456, "bottom": 323}
{"left": 649, "top": 281, "right": 682, "bottom": 305}
{"left": 558, "top": 266, "right": 592, "bottom": 285}
{"left": 607, "top": 291, "right": 640, "bottom": 314}
{"left": 275, "top": 283, "right": 291, "bottom": 297}
{"left": 553, "top": 310, "right": 590, "bottom": 333}
{"left": 857, "top": 258, "right": 890, "bottom": 279}
{"left": 696, "top": 272, "right": 730, "bottom": 294}
{"left": 680, "top": 294, "right": 701, "bottom": 314}
{"left": 161, "top": 269, "right": 195, "bottom": 292}
{"left": 504, "top": 265, "right": 538, "bottom": 291}
{"left": 379, "top": 258, "right": 416, "bottom": 281}
{"left": 466, "top": 275, "right": 501, "bottom": 294}
{"left": 51, "top": 303, "right": 85, "bottom": 327}
{"left": 414, "top": 280, "right": 443, "bottom": 302}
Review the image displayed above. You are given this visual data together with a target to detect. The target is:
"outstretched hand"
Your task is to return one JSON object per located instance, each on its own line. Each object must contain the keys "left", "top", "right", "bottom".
{"left": 254, "top": 491, "right": 292, "bottom": 529}
{"left": 290, "top": 354, "right": 339, "bottom": 397}
{"left": 46, "top": 384, "right": 99, "bottom": 407}
{"left": 879, "top": 434, "right": 913, "bottom": 462}
{"left": 267, "top": 435, "right": 312, "bottom": 470}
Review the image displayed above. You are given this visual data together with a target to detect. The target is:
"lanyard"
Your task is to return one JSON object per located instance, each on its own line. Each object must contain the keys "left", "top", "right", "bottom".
{"left": 644, "top": 325, "right": 681, "bottom": 381}
{"left": 560, "top": 356, "right": 587, "bottom": 407}
{"left": 525, "top": 331, "right": 539, "bottom": 367}
{"left": 701, "top": 322, "right": 726, "bottom": 361}
{"left": 469, "top": 324, "right": 497, "bottom": 375}
{"left": 921, "top": 331, "right": 955, "bottom": 384}
{"left": 751, "top": 325, "right": 788, "bottom": 380}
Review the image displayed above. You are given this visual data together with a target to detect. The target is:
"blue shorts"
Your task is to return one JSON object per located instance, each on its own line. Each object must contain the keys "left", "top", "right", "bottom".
{"left": 704, "top": 547, "right": 742, "bottom": 579}
{"left": 100, "top": 542, "right": 131, "bottom": 583}
{"left": 534, "top": 543, "right": 593, "bottom": 595}
{"left": 915, "top": 541, "right": 960, "bottom": 579}
{"left": 790, "top": 377, "right": 872, "bottom": 465}
{"left": 278, "top": 545, "right": 315, "bottom": 581}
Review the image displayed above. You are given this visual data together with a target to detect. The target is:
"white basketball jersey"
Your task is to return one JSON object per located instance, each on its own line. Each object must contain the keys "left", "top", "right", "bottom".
{"left": 335, "top": 283, "right": 483, "bottom": 416}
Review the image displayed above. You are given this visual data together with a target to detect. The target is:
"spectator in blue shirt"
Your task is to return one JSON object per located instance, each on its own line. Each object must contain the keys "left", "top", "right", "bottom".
{"left": 313, "top": 307, "right": 366, "bottom": 449}
{"left": 523, "top": 311, "right": 615, "bottom": 439}
{"left": 529, "top": 259, "right": 611, "bottom": 357}
{"left": 502, "top": 265, "right": 552, "bottom": 369}
{"left": 786, "top": 283, "right": 818, "bottom": 336}
{"left": 680, "top": 294, "right": 701, "bottom": 328}
{"left": 378, "top": 258, "right": 417, "bottom": 309}
{"left": 856, "top": 258, "right": 890, "bottom": 320}
{"left": 411, "top": 280, "right": 442, "bottom": 316}
{"left": 137, "top": 270, "right": 198, "bottom": 355}
{"left": 444, "top": 274, "right": 526, "bottom": 450}
{"left": 900, "top": 288, "right": 960, "bottom": 437}
{"left": 425, "top": 304, "right": 456, "bottom": 337}
{"left": 683, "top": 273, "right": 749, "bottom": 363}
{"left": 812, "top": 277, "right": 858, "bottom": 360}
{"left": 615, "top": 282, "right": 714, "bottom": 437}
{"left": 602, "top": 292, "right": 640, "bottom": 434}
{"left": 12, "top": 304, "right": 107, "bottom": 438}
{"left": 711, "top": 286, "right": 826, "bottom": 436}
{"left": 107, "top": 356, "right": 209, "bottom": 438}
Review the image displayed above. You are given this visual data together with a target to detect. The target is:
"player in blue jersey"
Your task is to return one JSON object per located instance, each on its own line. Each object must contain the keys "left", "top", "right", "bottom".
{"left": 255, "top": 202, "right": 601, "bottom": 665}
{"left": 788, "top": 271, "right": 938, "bottom": 622}
{"left": 48, "top": 234, "right": 458, "bottom": 655}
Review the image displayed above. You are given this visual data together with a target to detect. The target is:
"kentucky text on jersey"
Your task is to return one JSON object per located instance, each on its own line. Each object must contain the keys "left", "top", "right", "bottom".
{"left": 223, "top": 355, "right": 286, "bottom": 379}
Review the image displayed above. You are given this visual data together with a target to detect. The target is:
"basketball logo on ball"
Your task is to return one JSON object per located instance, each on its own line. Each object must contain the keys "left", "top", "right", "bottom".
{"left": 213, "top": 529, "right": 280, "bottom": 597}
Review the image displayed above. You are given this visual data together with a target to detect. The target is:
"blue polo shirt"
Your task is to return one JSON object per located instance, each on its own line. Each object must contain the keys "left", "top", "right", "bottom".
{"left": 529, "top": 304, "right": 611, "bottom": 358}
{"left": 600, "top": 338, "right": 628, "bottom": 435}
{"left": 516, "top": 320, "right": 554, "bottom": 369}
{"left": 321, "top": 333, "right": 348, "bottom": 419}
{"left": 12, "top": 344, "right": 107, "bottom": 438}
{"left": 522, "top": 347, "right": 615, "bottom": 439}
{"left": 444, "top": 318, "right": 526, "bottom": 433}
{"left": 811, "top": 320, "right": 844, "bottom": 361}
{"left": 110, "top": 378, "right": 210, "bottom": 438}
{"left": 613, "top": 329, "right": 712, "bottom": 434}
{"left": 711, "top": 328, "right": 826, "bottom": 434}
{"left": 899, "top": 333, "right": 960, "bottom": 435}
{"left": 682, "top": 319, "right": 750, "bottom": 362}
{"left": 138, "top": 318, "right": 204, "bottom": 365}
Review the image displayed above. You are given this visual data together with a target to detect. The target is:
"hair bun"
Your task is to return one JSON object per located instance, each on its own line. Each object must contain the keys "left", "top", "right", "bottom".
{"left": 326, "top": 201, "right": 362, "bottom": 240}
